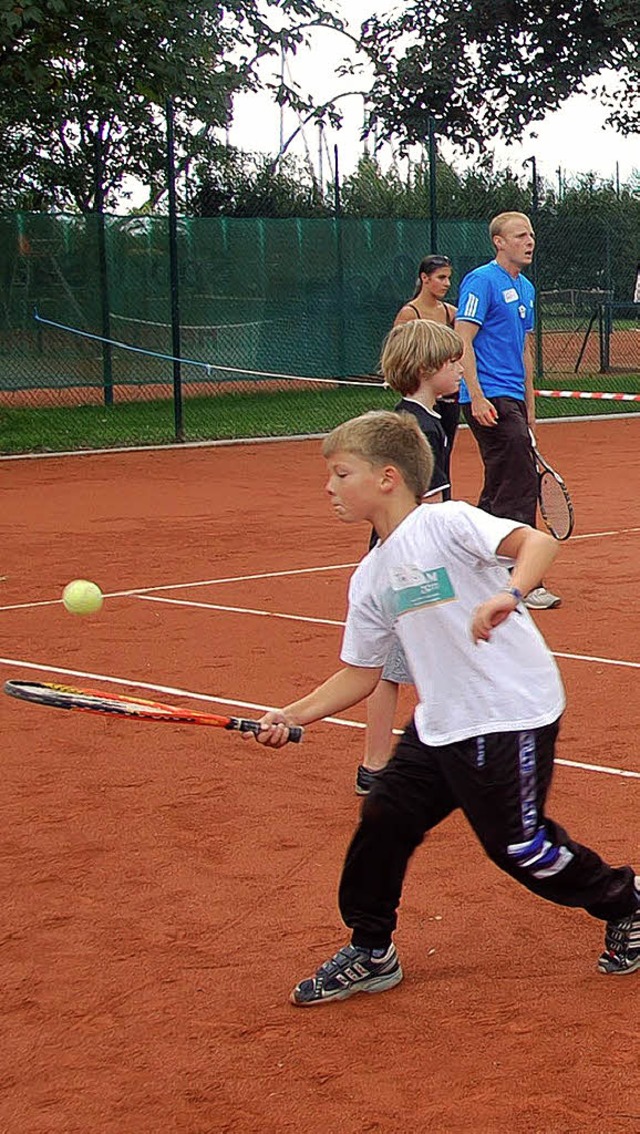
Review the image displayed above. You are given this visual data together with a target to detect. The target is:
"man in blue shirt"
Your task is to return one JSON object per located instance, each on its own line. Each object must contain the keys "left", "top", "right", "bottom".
{"left": 456, "top": 212, "right": 561, "bottom": 610}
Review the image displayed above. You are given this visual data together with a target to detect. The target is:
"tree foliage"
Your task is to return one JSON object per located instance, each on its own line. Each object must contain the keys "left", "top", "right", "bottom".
{"left": 189, "top": 148, "right": 638, "bottom": 224}
{"left": 340, "top": 155, "right": 533, "bottom": 219}
{"left": 355, "top": 0, "right": 639, "bottom": 153}
{"left": 0, "top": 0, "right": 342, "bottom": 211}
{"left": 191, "top": 146, "right": 331, "bottom": 218}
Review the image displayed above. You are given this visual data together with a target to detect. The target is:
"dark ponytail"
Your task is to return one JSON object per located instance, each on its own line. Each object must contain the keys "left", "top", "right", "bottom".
{"left": 411, "top": 254, "right": 452, "bottom": 298}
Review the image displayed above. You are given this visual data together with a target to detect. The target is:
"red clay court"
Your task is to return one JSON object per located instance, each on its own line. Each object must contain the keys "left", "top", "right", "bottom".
{"left": 1, "top": 416, "right": 639, "bottom": 1133}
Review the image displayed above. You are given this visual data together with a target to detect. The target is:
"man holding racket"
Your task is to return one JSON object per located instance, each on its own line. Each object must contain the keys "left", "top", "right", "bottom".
{"left": 455, "top": 212, "right": 561, "bottom": 610}
{"left": 249, "top": 410, "right": 640, "bottom": 1003}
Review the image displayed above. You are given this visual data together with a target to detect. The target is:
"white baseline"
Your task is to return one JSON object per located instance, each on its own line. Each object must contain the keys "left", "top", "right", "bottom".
{"left": 0, "top": 655, "right": 638, "bottom": 783}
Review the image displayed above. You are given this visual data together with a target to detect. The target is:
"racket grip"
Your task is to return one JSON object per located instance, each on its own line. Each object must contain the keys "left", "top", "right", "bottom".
{"left": 232, "top": 718, "right": 303, "bottom": 743}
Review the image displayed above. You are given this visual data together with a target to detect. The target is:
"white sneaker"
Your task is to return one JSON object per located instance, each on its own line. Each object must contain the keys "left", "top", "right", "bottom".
{"left": 524, "top": 586, "right": 562, "bottom": 610}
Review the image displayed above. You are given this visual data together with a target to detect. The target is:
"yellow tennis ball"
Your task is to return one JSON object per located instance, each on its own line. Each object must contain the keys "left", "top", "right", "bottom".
{"left": 62, "top": 579, "right": 104, "bottom": 616}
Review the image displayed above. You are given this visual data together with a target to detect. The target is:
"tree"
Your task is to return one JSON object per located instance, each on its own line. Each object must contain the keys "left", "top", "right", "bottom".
{"left": 355, "top": 1, "right": 640, "bottom": 154}
{"left": 191, "top": 146, "right": 330, "bottom": 217}
{"left": 336, "top": 153, "right": 535, "bottom": 220}
{"left": 0, "top": 0, "right": 342, "bottom": 212}
{"left": 340, "top": 155, "right": 411, "bottom": 218}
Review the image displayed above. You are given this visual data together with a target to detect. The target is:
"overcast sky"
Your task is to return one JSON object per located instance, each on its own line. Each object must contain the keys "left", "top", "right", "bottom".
{"left": 227, "top": 3, "right": 639, "bottom": 191}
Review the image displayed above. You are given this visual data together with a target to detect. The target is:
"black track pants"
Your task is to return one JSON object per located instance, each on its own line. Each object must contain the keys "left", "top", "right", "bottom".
{"left": 339, "top": 719, "right": 638, "bottom": 950}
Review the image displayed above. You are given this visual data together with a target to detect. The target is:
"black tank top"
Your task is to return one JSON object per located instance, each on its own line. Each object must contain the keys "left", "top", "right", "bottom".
{"left": 407, "top": 301, "right": 454, "bottom": 326}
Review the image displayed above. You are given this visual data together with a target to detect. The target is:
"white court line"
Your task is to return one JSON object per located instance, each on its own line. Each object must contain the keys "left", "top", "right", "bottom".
{"left": 111, "top": 561, "right": 360, "bottom": 592}
{"left": 0, "top": 432, "right": 328, "bottom": 461}
{"left": 141, "top": 595, "right": 640, "bottom": 673}
{"left": 0, "top": 562, "right": 359, "bottom": 612}
{"left": 0, "top": 655, "right": 355, "bottom": 737}
{"left": 2, "top": 586, "right": 639, "bottom": 673}
{"left": 0, "top": 656, "right": 638, "bottom": 782}
{"left": 1, "top": 411, "right": 639, "bottom": 461}
{"left": 554, "top": 650, "right": 640, "bottom": 669}
{"left": 139, "top": 595, "right": 345, "bottom": 627}
{"left": 569, "top": 526, "right": 640, "bottom": 542}
{"left": 3, "top": 519, "right": 640, "bottom": 612}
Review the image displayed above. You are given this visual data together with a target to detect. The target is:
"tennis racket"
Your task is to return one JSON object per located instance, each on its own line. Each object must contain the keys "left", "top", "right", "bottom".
{"left": 3, "top": 680, "right": 303, "bottom": 742}
{"left": 529, "top": 433, "right": 574, "bottom": 541}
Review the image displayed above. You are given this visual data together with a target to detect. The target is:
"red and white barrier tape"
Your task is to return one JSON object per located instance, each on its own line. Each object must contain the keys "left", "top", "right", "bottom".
{"left": 535, "top": 389, "right": 640, "bottom": 402}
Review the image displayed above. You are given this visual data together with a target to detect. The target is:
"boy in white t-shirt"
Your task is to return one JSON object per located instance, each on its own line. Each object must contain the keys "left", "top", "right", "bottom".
{"left": 247, "top": 410, "right": 640, "bottom": 1002}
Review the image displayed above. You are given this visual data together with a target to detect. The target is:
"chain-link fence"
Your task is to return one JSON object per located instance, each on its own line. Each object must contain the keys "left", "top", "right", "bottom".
{"left": 1, "top": 212, "right": 638, "bottom": 454}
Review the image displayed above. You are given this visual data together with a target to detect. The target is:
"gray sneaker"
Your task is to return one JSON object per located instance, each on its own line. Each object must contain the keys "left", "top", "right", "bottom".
{"left": 290, "top": 943, "right": 403, "bottom": 1006}
{"left": 598, "top": 887, "right": 640, "bottom": 975}
{"left": 524, "top": 586, "right": 562, "bottom": 610}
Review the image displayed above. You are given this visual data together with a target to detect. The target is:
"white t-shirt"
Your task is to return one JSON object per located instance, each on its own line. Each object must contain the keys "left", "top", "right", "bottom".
{"left": 340, "top": 502, "right": 566, "bottom": 745}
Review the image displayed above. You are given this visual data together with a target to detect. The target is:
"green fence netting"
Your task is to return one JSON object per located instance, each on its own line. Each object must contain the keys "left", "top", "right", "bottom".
{"left": 0, "top": 212, "right": 638, "bottom": 454}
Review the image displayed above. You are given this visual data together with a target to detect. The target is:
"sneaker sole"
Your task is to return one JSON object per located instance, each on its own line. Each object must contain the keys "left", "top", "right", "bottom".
{"left": 597, "top": 955, "right": 640, "bottom": 975}
{"left": 290, "top": 965, "right": 403, "bottom": 1006}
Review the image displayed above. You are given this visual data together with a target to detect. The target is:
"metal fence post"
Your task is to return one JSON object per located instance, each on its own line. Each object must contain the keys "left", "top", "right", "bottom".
{"left": 94, "top": 131, "right": 113, "bottom": 407}
{"left": 427, "top": 116, "right": 438, "bottom": 253}
{"left": 524, "top": 155, "right": 543, "bottom": 382}
{"left": 166, "top": 97, "right": 184, "bottom": 443}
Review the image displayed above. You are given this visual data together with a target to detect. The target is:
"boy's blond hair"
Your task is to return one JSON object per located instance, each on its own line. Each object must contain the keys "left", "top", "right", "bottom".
{"left": 489, "top": 211, "right": 532, "bottom": 241}
{"left": 322, "top": 410, "right": 434, "bottom": 503}
{"left": 380, "top": 319, "right": 463, "bottom": 397}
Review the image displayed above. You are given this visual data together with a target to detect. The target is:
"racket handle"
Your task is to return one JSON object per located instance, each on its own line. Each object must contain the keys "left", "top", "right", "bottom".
{"left": 229, "top": 717, "right": 303, "bottom": 743}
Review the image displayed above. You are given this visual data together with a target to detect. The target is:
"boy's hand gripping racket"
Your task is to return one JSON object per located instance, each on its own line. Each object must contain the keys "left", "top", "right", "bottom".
{"left": 529, "top": 432, "right": 574, "bottom": 541}
{"left": 3, "top": 680, "right": 303, "bottom": 742}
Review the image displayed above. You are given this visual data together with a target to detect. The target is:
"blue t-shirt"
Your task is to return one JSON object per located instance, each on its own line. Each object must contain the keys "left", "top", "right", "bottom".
{"left": 457, "top": 260, "right": 535, "bottom": 402}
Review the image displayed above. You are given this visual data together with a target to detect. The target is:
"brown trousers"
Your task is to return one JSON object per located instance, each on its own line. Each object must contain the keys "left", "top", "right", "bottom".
{"left": 462, "top": 396, "right": 537, "bottom": 526}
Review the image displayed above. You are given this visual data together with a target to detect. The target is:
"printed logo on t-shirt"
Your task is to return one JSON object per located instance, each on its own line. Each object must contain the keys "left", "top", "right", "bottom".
{"left": 389, "top": 565, "right": 426, "bottom": 589}
{"left": 502, "top": 288, "right": 518, "bottom": 303}
{"left": 387, "top": 565, "right": 456, "bottom": 615}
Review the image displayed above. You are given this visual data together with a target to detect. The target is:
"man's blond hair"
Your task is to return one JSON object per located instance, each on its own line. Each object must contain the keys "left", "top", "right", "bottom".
{"left": 380, "top": 319, "right": 463, "bottom": 397}
{"left": 322, "top": 410, "right": 435, "bottom": 502}
{"left": 489, "top": 211, "right": 532, "bottom": 242}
